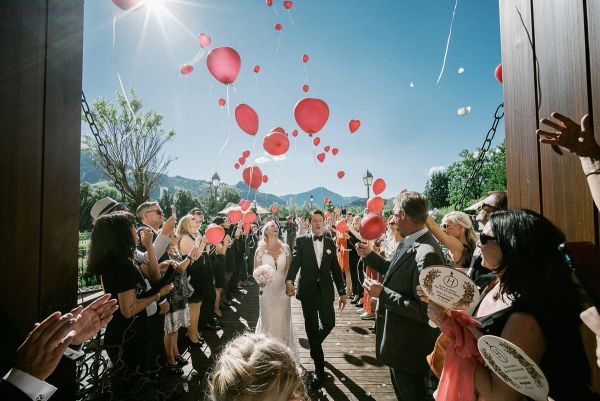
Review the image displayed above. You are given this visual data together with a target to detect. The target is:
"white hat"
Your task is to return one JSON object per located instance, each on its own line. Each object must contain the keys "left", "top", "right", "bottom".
{"left": 91, "top": 197, "right": 124, "bottom": 222}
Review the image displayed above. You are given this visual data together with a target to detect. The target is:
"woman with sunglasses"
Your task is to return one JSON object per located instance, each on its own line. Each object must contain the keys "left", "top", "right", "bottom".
{"left": 425, "top": 211, "right": 477, "bottom": 271}
{"left": 427, "top": 209, "right": 594, "bottom": 401}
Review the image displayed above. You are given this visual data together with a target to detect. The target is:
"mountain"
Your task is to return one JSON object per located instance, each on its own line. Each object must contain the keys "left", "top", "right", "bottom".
{"left": 80, "top": 151, "right": 366, "bottom": 206}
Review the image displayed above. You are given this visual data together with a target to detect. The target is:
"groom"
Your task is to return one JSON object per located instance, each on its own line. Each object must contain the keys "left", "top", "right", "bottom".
{"left": 286, "top": 209, "right": 347, "bottom": 389}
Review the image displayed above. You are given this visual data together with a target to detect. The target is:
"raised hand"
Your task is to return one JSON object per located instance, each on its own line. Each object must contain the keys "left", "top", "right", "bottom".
{"left": 70, "top": 293, "right": 118, "bottom": 345}
{"left": 160, "top": 215, "right": 177, "bottom": 236}
{"left": 139, "top": 227, "right": 153, "bottom": 249}
{"left": 537, "top": 112, "right": 600, "bottom": 158}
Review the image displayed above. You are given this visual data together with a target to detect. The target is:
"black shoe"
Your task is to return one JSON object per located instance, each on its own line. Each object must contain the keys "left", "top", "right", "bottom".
{"left": 188, "top": 336, "right": 203, "bottom": 348}
{"left": 175, "top": 356, "right": 189, "bottom": 367}
{"left": 202, "top": 323, "right": 222, "bottom": 331}
{"left": 222, "top": 299, "right": 233, "bottom": 306}
{"left": 310, "top": 372, "right": 323, "bottom": 389}
{"left": 165, "top": 363, "right": 183, "bottom": 375}
{"left": 212, "top": 317, "right": 222, "bottom": 326}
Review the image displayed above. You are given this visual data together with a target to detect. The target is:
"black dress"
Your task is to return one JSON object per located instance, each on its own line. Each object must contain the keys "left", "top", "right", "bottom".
{"left": 473, "top": 291, "right": 595, "bottom": 401}
{"left": 212, "top": 247, "right": 227, "bottom": 289}
{"left": 101, "top": 259, "right": 148, "bottom": 375}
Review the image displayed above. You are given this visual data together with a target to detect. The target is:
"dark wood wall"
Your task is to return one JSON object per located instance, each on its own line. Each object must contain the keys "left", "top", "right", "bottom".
{"left": 0, "top": 0, "right": 82, "bottom": 335}
{"left": 499, "top": 0, "right": 600, "bottom": 389}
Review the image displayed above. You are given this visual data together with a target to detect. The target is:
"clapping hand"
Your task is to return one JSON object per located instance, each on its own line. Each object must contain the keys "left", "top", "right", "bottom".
{"left": 15, "top": 312, "right": 77, "bottom": 381}
{"left": 70, "top": 293, "right": 118, "bottom": 346}
{"left": 139, "top": 227, "right": 153, "bottom": 249}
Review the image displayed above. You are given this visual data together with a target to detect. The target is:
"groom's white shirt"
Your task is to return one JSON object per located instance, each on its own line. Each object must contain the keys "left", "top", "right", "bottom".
{"left": 312, "top": 235, "right": 324, "bottom": 268}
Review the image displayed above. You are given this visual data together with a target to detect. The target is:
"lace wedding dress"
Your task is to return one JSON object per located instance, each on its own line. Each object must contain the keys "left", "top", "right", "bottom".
{"left": 255, "top": 245, "right": 299, "bottom": 359}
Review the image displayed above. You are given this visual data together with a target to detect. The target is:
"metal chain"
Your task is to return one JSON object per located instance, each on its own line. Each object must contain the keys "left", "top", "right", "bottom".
{"left": 454, "top": 103, "right": 504, "bottom": 210}
{"left": 81, "top": 91, "right": 127, "bottom": 195}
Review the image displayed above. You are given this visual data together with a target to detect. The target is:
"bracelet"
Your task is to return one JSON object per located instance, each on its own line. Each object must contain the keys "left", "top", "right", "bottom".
{"left": 186, "top": 255, "right": 193, "bottom": 262}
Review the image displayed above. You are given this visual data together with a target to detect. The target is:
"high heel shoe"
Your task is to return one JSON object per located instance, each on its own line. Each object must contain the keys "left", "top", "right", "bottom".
{"left": 187, "top": 335, "right": 203, "bottom": 348}
{"left": 165, "top": 363, "right": 183, "bottom": 375}
{"left": 175, "top": 356, "right": 189, "bottom": 367}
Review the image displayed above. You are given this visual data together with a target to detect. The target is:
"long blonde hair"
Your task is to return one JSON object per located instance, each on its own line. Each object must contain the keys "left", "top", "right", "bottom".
{"left": 175, "top": 214, "right": 195, "bottom": 245}
{"left": 209, "top": 333, "right": 308, "bottom": 401}
{"left": 443, "top": 211, "right": 478, "bottom": 253}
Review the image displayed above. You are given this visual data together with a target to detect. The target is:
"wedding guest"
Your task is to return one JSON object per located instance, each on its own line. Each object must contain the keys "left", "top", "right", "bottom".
{"left": 425, "top": 211, "right": 477, "bottom": 271}
{"left": 87, "top": 212, "right": 174, "bottom": 376}
{"left": 336, "top": 229, "right": 352, "bottom": 296}
{"left": 427, "top": 209, "right": 595, "bottom": 401}
{"left": 208, "top": 333, "right": 308, "bottom": 401}
{"left": 359, "top": 238, "right": 384, "bottom": 321}
{"left": 245, "top": 222, "right": 260, "bottom": 280}
{"left": 347, "top": 216, "right": 364, "bottom": 305}
{"left": 285, "top": 215, "right": 298, "bottom": 248}
{"left": 211, "top": 217, "right": 228, "bottom": 323}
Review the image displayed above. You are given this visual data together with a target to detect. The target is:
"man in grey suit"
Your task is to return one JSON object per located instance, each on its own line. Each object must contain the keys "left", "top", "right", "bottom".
{"left": 357, "top": 191, "right": 444, "bottom": 401}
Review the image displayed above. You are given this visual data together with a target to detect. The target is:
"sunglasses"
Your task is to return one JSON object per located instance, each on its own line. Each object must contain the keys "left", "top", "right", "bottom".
{"left": 441, "top": 223, "right": 456, "bottom": 230}
{"left": 479, "top": 232, "right": 497, "bottom": 245}
{"left": 147, "top": 209, "right": 164, "bottom": 216}
{"left": 477, "top": 203, "right": 498, "bottom": 213}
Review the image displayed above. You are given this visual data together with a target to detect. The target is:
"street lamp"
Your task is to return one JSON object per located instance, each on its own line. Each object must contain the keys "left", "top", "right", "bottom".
{"left": 309, "top": 194, "right": 314, "bottom": 209}
{"left": 211, "top": 172, "right": 220, "bottom": 215}
{"left": 363, "top": 170, "right": 373, "bottom": 199}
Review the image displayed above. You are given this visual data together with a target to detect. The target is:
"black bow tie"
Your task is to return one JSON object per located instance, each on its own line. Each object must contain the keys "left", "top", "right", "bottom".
{"left": 313, "top": 235, "right": 323, "bottom": 241}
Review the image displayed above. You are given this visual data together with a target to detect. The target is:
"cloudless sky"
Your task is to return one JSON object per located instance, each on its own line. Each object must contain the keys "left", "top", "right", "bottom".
{"left": 82, "top": 0, "right": 504, "bottom": 199}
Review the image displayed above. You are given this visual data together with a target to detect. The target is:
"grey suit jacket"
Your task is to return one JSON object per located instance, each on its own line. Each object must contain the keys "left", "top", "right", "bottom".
{"left": 364, "top": 230, "right": 445, "bottom": 373}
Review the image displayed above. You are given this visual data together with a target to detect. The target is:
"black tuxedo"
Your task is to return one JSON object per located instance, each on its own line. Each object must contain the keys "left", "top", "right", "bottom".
{"left": 364, "top": 230, "right": 444, "bottom": 401}
{"left": 286, "top": 234, "right": 346, "bottom": 374}
{"left": 0, "top": 380, "right": 33, "bottom": 401}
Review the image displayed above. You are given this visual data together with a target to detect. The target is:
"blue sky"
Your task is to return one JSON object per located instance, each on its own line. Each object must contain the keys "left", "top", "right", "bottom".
{"left": 83, "top": 0, "right": 504, "bottom": 198}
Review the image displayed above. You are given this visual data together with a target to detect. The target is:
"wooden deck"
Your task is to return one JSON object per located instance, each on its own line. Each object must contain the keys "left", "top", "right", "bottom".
{"left": 173, "top": 280, "right": 395, "bottom": 401}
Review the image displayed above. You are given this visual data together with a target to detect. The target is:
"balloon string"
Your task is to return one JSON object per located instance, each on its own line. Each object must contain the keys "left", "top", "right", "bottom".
{"left": 111, "top": 13, "right": 136, "bottom": 121}
{"left": 226, "top": 85, "right": 230, "bottom": 118}
{"left": 310, "top": 140, "right": 325, "bottom": 206}
{"left": 436, "top": 0, "right": 459, "bottom": 85}
{"left": 272, "top": 5, "right": 279, "bottom": 15}
{"left": 304, "top": 64, "right": 308, "bottom": 87}
{"left": 112, "top": 14, "right": 117, "bottom": 49}
{"left": 276, "top": 32, "right": 282, "bottom": 52}
{"left": 287, "top": 10, "right": 295, "bottom": 25}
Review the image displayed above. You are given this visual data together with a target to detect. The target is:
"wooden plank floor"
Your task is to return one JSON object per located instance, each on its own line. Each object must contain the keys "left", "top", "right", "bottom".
{"left": 173, "top": 280, "right": 395, "bottom": 401}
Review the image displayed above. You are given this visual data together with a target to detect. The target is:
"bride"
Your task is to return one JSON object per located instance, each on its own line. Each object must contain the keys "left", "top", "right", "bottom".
{"left": 254, "top": 221, "right": 299, "bottom": 358}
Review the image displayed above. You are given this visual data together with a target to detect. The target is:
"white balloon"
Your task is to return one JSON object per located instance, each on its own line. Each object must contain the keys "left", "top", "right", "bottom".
{"left": 409, "top": 81, "right": 415, "bottom": 88}
{"left": 457, "top": 106, "right": 471, "bottom": 116}
{"left": 458, "top": 67, "right": 465, "bottom": 74}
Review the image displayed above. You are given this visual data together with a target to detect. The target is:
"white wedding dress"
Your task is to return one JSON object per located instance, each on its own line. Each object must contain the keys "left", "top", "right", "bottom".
{"left": 255, "top": 245, "right": 299, "bottom": 359}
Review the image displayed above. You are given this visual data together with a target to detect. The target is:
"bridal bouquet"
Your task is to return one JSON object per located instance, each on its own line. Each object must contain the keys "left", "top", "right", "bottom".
{"left": 253, "top": 264, "right": 275, "bottom": 289}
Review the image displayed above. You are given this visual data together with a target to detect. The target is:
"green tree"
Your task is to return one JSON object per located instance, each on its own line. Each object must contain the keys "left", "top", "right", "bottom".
{"left": 158, "top": 188, "right": 173, "bottom": 217}
{"left": 82, "top": 88, "right": 175, "bottom": 206}
{"left": 424, "top": 170, "right": 450, "bottom": 209}
{"left": 173, "top": 189, "right": 198, "bottom": 218}
{"left": 446, "top": 142, "right": 506, "bottom": 209}
{"left": 215, "top": 187, "right": 241, "bottom": 213}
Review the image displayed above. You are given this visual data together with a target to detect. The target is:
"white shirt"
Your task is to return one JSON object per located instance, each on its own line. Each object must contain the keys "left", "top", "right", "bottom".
{"left": 3, "top": 368, "right": 57, "bottom": 400}
{"left": 392, "top": 226, "right": 429, "bottom": 262}
{"left": 312, "top": 234, "right": 324, "bottom": 268}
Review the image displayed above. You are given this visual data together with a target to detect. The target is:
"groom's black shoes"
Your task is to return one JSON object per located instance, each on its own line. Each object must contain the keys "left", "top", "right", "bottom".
{"left": 310, "top": 371, "right": 323, "bottom": 389}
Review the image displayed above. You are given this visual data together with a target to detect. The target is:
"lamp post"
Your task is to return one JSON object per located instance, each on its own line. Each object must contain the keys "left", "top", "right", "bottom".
{"left": 211, "top": 172, "right": 220, "bottom": 216}
{"left": 363, "top": 170, "right": 373, "bottom": 199}
{"left": 309, "top": 194, "right": 314, "bottom": 209}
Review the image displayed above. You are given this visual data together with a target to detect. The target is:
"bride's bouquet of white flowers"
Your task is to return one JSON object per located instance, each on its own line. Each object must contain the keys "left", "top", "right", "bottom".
{"left": 253, "top": 264, "right": 276, "bottom": 289}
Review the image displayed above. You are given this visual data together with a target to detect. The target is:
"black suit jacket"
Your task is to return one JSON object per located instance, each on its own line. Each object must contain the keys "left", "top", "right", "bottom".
{"left": 286, "top": 234, "right": 346, "bottom": 304}
{"left": 0, "top": 379, "right": 32, "bottom": 401}
{"left": 364, "top": 231, "right": 445, "bottom": 373}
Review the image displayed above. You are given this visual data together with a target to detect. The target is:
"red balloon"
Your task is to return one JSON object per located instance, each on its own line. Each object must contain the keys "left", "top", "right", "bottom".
{"left": 266, "top": 0, "right": 272, "bottom": 6}
{"left": 312, "top": 137, "right": 321, "bottom": 146}
{"left": 283, "top": 1, "right": 293, "bottom": 9}
{"left": 205, "top": 224, "right": 226, "bottom": 245}
{"left": 270, "top": 126, "right": 285, "bottom": 135}
{"left": 324, "top": 197, "right": 330, "bottom": 204}
{"left": 494, "top": 63, "right": 503, "bottom": 84}
{"left": 275, "top": 23, "right": 282, "bottom": 31}
{"left": 263, "top": 131, "right": 290, "bottom": 156}
{"left": 331, "top": 148, "right": 339, "bottom": 156}
{"left": 242, "top": 222, "right": 251, "bottom": 233}
{"left": 317, "top": 153, "right": 325, "bottom": 163}
{"left": 253, "top": 65, "right": 260, "bottom": 73}
{"left": 218, "top": 98, "right": 226, "bottom": 107}
{"left": 112, "top": 0, "right": 142, "bottom": 10}
{"left": 372, "top": 178, "right": 386, "bottom": 195}
{"left": 335, "top": 219, "right": 348, "bottom": 233}
{"left": 324, "top": 145, "right": 330, "bottom": 152}
{"left": 206, "top": 47, "right": 241, "bottom": 85}
{"left": 238, "top": 157, "right": 246, "bottom": 165}
{"left": 180, "top": 64, "right": 193, "bottom": 75}
{"left": 262, "top": 175, "right": 269, "bottom": 183}
{"left": 227, "top": 210, "right": 243, "bottom": 224}
{"left": 242, "top": 150, "right": 250, "bottom": 158}
{"left": 349, "top": 119, "right": 361, "bottom": 133}
{"left": 234, "top": 163, "right": 240, "bottom": 169}
{"left": 198, "top": 33, "right": 211, "bottom": 48}
{"left": 292, "top": 129, "right": 298, "bottom": 137}
{"left": 271, "top": 206, "right": 279, "bottom": 214}
{"left": 294, "top": 98, "right": 329, "bottom": 134}
{"left": 324, "top": 211, "right": 333, "bottom": 219}
{"left": 366, "top": 196, "right": 384, "bottom": 213}
{"left": 242, "top": 166, "right": 263, "bottom": 189}
{"left": 302, "top": 84, "right": 309, "bottom": 93}
{"left": 243, "top": 211, "right": 257, "bottom": 223}
{"left": 240, "top": 199, "right": 251, "bottom": 211}
{"left": 235, "top": 104, "right": 259, "bottom": 136}
{"left": 360, "top": 213, "right": 386, "bottom": 240}
{"left": 337, "top": 171, "right": 345, "bottom": 179}
{"left": 302, "top": 54, "right": 309, "bottom": 63}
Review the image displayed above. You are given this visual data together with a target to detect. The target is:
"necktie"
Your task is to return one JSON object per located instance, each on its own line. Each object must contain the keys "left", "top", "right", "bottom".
{"left": 313, "top": 235, "right": 323, "bottom": 241}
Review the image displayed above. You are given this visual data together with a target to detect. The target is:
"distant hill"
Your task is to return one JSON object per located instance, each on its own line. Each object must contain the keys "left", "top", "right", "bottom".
{"left": 80, "top": 151, "right": 366, "bottom": 206}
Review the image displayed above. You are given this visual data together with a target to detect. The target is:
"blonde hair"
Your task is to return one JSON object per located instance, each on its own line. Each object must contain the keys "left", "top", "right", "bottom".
{"left": 175, "top": 214, "right": 195, "bottom": 241}
{"left": 443, "top": 211, "right": 478, "bottom": 252}
{"left": 209, "top": 333, "right": 308, "bottom": 401}
{"left": 257, "top": 221, "right": 283, "bottom": 249}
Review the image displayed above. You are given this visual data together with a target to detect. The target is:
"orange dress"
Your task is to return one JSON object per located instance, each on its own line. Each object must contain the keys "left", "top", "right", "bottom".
{"left": 336, "top": 235, "right": 349, "bottom": 272}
